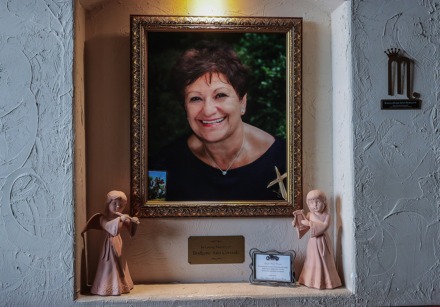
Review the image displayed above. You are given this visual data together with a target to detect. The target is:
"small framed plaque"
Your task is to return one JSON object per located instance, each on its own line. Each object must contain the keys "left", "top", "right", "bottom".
{"left": 249, "top": 248, "right": 296, "bottom": 287}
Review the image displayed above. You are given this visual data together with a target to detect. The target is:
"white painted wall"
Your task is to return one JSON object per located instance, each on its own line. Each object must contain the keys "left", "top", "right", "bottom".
{"left": 332, "top": 1, "right": 355, "bottom": 292}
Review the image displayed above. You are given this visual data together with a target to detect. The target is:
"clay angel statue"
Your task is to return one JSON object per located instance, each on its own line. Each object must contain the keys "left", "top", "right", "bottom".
{"left": 81, "top": 190, "right": 140, "bottom": 295}
{"left": 292, "top": 190, "right": 341, "bottom": 289}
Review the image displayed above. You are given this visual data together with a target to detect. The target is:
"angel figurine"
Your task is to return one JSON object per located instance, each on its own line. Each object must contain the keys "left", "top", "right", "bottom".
{"left": 81, "top": 190, "right": 140, "bottom": 295}
{"left": 292, "top": 190, "right": 341, "bottom": 289}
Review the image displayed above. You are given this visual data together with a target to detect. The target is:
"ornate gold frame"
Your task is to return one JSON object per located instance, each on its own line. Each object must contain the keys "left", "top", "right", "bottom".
{"left": 130, "top": 15, "right": 302, "bottom": 217}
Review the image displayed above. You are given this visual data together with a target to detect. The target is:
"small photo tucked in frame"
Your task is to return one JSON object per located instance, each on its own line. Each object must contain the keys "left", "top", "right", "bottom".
{"left": 148, "top": 171, "right": 167, "bottom": 201}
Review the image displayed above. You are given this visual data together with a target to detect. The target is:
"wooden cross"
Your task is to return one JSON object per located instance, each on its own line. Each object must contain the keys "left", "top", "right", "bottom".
{"left": 267, "top": 166, "right": 287, "bottom": 200}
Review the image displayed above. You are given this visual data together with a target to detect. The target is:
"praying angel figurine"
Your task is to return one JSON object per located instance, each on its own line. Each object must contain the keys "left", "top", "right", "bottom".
{"left": 82, "top": 191, "right": 140, "bottom": 295}
{"left": 292, "top": 190, "right": 341, "bottom": 289}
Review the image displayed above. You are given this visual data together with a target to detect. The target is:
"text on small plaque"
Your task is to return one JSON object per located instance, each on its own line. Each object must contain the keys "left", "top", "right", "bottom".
{"left": 188, "top": 236, "right": 244, "bottom": 264}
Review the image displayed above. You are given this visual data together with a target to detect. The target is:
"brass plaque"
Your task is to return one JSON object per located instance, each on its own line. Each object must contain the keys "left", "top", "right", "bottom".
{"left": 188, "top": 236, "right": 245, "bottom": 264}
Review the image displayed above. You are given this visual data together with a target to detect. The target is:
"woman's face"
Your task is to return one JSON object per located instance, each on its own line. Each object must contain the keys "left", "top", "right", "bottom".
{"left": 184, "top": 72, "right": 246, "bottom": 144}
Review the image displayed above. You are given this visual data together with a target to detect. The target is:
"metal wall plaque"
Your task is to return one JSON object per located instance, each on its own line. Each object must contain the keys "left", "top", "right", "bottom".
{"left": 381, "top": 48, "right": 421, "bottom": 110}
{"left": 188, "top": 236, "right": 244, "bottom": 264}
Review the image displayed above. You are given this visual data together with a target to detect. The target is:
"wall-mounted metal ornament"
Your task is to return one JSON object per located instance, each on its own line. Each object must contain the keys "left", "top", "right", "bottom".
{"left": 381, "top": 48, "right": 421, "bottom": 109}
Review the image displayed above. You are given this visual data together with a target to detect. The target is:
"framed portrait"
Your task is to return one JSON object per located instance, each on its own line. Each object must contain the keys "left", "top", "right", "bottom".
{"left": 130, "top": 16, "right": 302, "bottom": 217}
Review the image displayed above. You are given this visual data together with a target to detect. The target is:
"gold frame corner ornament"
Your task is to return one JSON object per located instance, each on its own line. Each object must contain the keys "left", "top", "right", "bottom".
{"left": 130, "top": 15, "right": 302, "bottom": 218}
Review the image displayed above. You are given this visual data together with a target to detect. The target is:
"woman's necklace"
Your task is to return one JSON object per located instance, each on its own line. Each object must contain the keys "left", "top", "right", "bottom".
{"left": 204, "top": 131, "right": 246, "bottom": 176}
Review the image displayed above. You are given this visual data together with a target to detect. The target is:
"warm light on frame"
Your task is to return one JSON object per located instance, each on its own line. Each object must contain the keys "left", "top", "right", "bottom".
{"left": 188, "top": 0, "right": 233, "bottom": 16}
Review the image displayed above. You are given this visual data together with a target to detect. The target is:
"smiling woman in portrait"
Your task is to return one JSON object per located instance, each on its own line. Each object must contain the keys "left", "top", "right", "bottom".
{"left": 150, "top": 43, "right": 286, "bottom": 201}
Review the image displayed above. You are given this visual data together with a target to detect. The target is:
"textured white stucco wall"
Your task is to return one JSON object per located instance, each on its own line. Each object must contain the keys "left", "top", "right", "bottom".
{"left": 352, "top": 0, "right": 440, "bottom": 305}
{"left": 0, "top": 0, "right": 75, "bottom": 305}
{"left": 1, "top": 0, "right": 439, "bottom": 306}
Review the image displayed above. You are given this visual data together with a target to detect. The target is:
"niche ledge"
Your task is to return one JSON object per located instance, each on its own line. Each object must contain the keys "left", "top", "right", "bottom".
{"left": 76, "top": 282, "right": 353, "bottom": 305}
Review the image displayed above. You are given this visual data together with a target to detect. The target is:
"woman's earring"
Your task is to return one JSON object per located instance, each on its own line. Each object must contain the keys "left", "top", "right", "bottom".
{"left": 241, "top": 109, "right": 245, "bottom": 114}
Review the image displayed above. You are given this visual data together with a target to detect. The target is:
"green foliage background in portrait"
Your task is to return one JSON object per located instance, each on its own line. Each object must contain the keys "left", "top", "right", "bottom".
{"left": 147, "top": 32, "right": 286, "bottom": 160}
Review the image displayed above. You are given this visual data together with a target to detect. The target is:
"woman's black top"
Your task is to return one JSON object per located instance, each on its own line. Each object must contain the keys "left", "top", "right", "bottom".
{"left": 150, "top": 136, "right": 286, "bottom": 201}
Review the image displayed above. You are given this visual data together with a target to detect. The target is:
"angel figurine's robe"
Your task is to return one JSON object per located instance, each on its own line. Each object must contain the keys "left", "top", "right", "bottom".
{"left": 292, "top": 190, "right": 342, "bottom": 289}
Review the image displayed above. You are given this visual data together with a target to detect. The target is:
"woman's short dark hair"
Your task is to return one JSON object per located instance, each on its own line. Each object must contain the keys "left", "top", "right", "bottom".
{"left": 171, "top": 43, "right": 249, "bottom": 102}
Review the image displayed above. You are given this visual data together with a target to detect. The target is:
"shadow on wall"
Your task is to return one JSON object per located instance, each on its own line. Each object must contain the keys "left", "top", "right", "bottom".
{"left": 123, "top": 219, "right": 183, "bottom": 284}
{"left": 335, "top": 195, "right": 345, "bottom": 286}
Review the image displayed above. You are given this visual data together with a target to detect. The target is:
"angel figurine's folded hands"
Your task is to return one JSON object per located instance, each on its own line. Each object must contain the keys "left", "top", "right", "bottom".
{"left": 115, "top": 212, "right": 140, "bottom": 224}
{"left": 301, "top": 219, "right": 310, "bottom": 226}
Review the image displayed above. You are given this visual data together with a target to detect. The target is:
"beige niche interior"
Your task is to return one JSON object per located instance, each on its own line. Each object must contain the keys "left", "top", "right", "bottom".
{"left": 74, "top": 0, "right": 354, "bottom": 302}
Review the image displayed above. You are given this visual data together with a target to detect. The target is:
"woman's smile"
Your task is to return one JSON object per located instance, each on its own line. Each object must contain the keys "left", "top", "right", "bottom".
{"left": 200, "top": 116, "right": 226, "bottom": 126}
